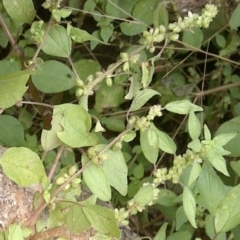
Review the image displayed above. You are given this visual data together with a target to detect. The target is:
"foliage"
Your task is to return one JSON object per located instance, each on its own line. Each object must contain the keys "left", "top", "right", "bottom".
{"left": 0, "top": 0, "right": 240, "bottom": 239}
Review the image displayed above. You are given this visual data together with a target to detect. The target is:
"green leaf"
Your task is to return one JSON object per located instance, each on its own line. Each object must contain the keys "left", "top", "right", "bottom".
{"left": 125, "top": 74, "right": 142, "bottom": 100}
{"left": 133, "top": 0, "right": 159, "bottom": 25}
{"left": 183, "top": 186, "right": 197, "bottom": 228}
{"left": 175, "top": 207, "right": 188, "bottom": 230}
{"left": 156, "top": 189, "right": 177, "bottom": 207}
{"left": 100, "top": 25, "right": 113, "bottom": 43}
{"left": 230, "top": 160, "right": 240, "bottom": 177}
{"left": 153, "top": 3, "right": 169, "bottom": 28}
{"left": 95, "top": 82, "right": 124, "bottom": 113}
{"left": 165, "top": 100, "right": 203, "bottom": 115}
{"left": 41, "top": 107, "right": 64, "bottom": 151}
{"left": 188, "top": 111, "right": 201, "bottom": 140}
{"left": 182, "top": 28, "right": 203, "bottom": 49}
{"left": 83, "top": 205, "right": 120, "bottom": 238}
{"left": 0, "top": 59, "right": 21, "bottom": 77}
{"left": 213, "top": 133, "right": 238, "bottom": 147}
{"left": 42, "top": 25, "right": 72, "bottom": 58}
{"left": 56, "top": 104, "right": 99, "bottom": 148}
{"left": 66, "top": 205, "right": 91, "bottom": 233}
{"left": 82, "top": 154, "right": 111, "bottom": 201}
{"left": 74, "top": 59, "right": 101, "bottom": 80}
{"left": 215, "top": 184, "right": 240, "bottom": 233}
{"left": 134, "top": 184, "right": 154, "bottom": 205}
{"left": 153, "top": 222, "right": 168, "bottom": 240}
{"left": 215, "top": 116, "right": 240, "bottom": 157}
{"left": 204, "top": 124, "right": 211, "bottom": 141}
{"left": 140, "top": 128, "right": 159, "bottom": 164}
{"left": 129, "top": 89, "right": 160, "bottom": 111}
{"left": 0, "top": 115, "right": 25, "bottom": 146}
{"left": 187, "top": 161, "right": 201, "bottom": 187}
{"left": 152, "top": 124, "right": 176, "bottom": 154}
{"left": 197, "top": 161, "right": 226, "bottom": 215}
{"left": 8, "top": 224, "right": 24, "bottom": 240}
{"left": 0, "top": 71, "right": 30, "bottom": 109}
{"left": 3, "top": 0, "right": 35, "bottom": 24}
{"left": 0, "top": 147, "right": 47, "bottom": 187}
{"left": 229, "top": 3, "right": 240, "bottom": 30}
{"left": 207, "top": 152, "right": 229, "bottom": 177}
{"left": 32, "top": 60, "right": 75, "bottom": 93}
{"left": 120, "top": 22, "right": 146, "bottom": 36}
{"left": 105, "top": 0, "right": 138, "bottom": 19}
{"left": 167, "top": 229, "right": 193, "bottom": 240}
{"left": 102, "top": 148, "right": 128, "bottom": 196}
{"left": 68, "top": 25, "right": 101, "bottom": 43}
{"left": 187, "top": 139, "right": 202, "bottom": 152}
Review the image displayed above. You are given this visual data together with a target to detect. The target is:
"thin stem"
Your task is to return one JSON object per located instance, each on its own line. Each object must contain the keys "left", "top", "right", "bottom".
{"left": 48, "top": 145, "right": 65, "bottom": 181}
{"left": 98, "top": 127, "right": 133, "bottom": 155}
{"left": 32, "top": 17, "right": 53, "bottom": 62}
{"left": 67, "top": 56, "right": 80, "bottom": 79}
{"left": 192, "top": 81, "right": 240, "bottom": 97}
{"left": 21, "top": 101, "right": 54, "bottom": 109}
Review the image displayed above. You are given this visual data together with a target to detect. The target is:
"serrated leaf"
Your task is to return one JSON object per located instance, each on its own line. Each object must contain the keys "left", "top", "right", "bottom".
{"left": 3, "top": 0, "right": 35, "bottom": 24}
{"left": 102, "top": 149, "right": 128, "bottom": 196}
{"left": 152, "top": 124, "right": 176, "bottom": 154}
{"left": 0, "top": 147, "right": 47, "bottom": 187}
{"left": 56, "top": 104, "right": 99, "bottom": 148}
{"left": 188, "top": 111, "right": 201, "bottom": 140}
{"left": 32, "top": 60, "right": 75, "bottom": 93}
{"left": 134, "top": 184, "right": 154, "bottom": 205}
{"left": 0, "top": 115, "right": 25, "bottom": 146}
{"left": 82, "top": 154, "right": 111, "bottom": 201}
{"left": 66, "top": 205, "right": 91, "bottom": 233}
{"left": 0, "top": 71, "right": 30, "bottom": 109}
{"left": 140, "top": 128, "right": 159, "bottom": 164}
{"left": 165, "top": 100, "right": 203, "bottom": 115}
{"left": 42, "top": 25, "right": 72, "bottom": 58}
{"left": 130, "top": 89, "right": 160, "bottom": 111}
{"left": 197, "top": 161, "right": 226, "bottom": 215}
{"left": 183, "top": 186, "right": 197, "bottom": 228}
{"left": 215, "top": 184, "right": 240, "bottom": 233}
{"left": 83, "top": 205, "right": 120, "bottom": 238}
{"left": 229, "top": 3, "right": 240, "bottom": 30}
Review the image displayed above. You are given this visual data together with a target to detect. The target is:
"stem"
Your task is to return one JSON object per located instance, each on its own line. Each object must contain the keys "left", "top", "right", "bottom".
{"left": 0, "top": 13, "right": 25, "bottom": 67}
{"left": 31, "top": 17, "right": 53, "bottom": 62}
{"left": 48, "top": 145, "right": 65, "bottom": 181}
{"left": 192, "top": 81, "right": 240, "bottom": 97}
{"left": 21, "top": 101, "right": 54, "bottom": 109}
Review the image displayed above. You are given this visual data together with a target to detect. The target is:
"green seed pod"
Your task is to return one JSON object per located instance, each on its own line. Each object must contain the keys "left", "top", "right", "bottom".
{"left": 68, "top": 165, "right": 77, "bottom": 176}
{"left": 56, "top": 177, "right": 65, "bottom": 185}
{"left": 63, "top": 183, "right": 71, "bottom": 191}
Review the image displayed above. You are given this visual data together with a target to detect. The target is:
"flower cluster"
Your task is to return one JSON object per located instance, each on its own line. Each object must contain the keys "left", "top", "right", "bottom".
{"left": 55, "top": 165, "right": 81, "bottom": 190}
{"left": 87, "top": 147, "right": 108, "bottom": 165}
{"left": 129, "top": 105, "right": 163, "bottom": 131}
{"left": 141, "top": 4, "right": 218, "bottom": 53}
{"left": 114, "top": 208, "right": 129, "bottom": 226}
{"left": 120, "top": 52, "right": 140, "bottom": 72}
{"left": 153, "top": 150, "right": 202, "bottom": 185}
